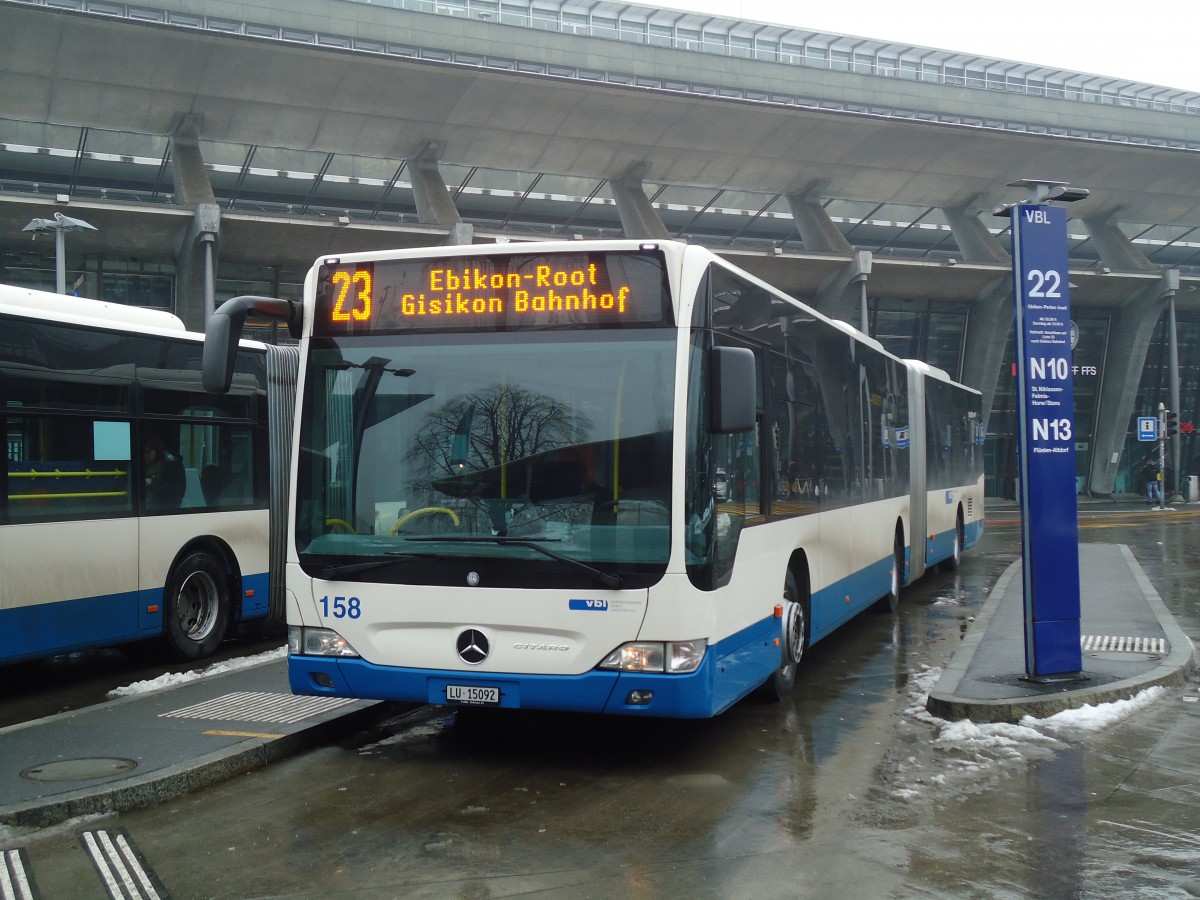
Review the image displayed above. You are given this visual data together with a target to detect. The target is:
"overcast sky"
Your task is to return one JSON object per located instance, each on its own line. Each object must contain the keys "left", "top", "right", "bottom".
{"left": 645, "top": 0, "right": 1200, "bottom": 94}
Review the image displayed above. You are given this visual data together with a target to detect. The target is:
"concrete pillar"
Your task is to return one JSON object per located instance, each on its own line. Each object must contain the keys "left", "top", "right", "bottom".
{"left": 1082, "top": 214, "right": 1159, "bottom": 273}
{"left": 443, "top": 222, "right": 475, "bottom": 245}
{"left": 1086, "top": 271, "right": 1178, "bottom": 496}
{"left": 173, "top": 203, "right": 220, "bottom": 331}
{"left": 409, "top": 141, "right": 463, "bottom": 228}
{"left": 169, "top": 116, "right": 220, "bottom": 331}
{"left": 170, "top": 115, "right": 216, "bottom": 207}
{"left": 785, "top": 185, "right": 852, "bottom": 255}
{"left": 942, "top": 200, "right": 1010, "bottom": 265}
{"left": 608, "top": 166, "right": 669, "bottom": 239}
{"left": 813, "top": 250, "right": 872, "bottom": 325}
{"left": 958, "top": 277, "right": 1013, "bottom": 428}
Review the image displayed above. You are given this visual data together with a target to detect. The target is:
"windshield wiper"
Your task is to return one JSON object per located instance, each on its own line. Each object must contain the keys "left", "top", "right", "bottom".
{"left": 315, "top": 552, "right": 433, "bottom": 580}
{"left": 407, "top": 536, "right": 624, "bottom": 589}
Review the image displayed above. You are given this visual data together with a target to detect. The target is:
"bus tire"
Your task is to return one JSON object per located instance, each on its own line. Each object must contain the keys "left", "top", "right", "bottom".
{"left": 163, "top": 551, "right": 231, "bottom": 660}
{"left": 765, "top": 570, "right": 807, "bottom": 701}
{"left": 873, "top": 530, "right": 904, "bottom": 613}
{"left": 940, "top": 511, "right": 964, "bottom": 573}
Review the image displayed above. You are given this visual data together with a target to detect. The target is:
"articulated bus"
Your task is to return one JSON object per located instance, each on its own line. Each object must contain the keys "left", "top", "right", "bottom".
{"left": 0, "top": 285, "right": 295, "bottom": 665}
{"left": 204, "top": 240, "right": 983, "bottom": 717}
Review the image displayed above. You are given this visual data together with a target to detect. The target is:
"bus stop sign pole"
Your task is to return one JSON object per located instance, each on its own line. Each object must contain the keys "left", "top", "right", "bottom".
{"left": 1007, "top": 188, "right": 1085, "bottom": 680}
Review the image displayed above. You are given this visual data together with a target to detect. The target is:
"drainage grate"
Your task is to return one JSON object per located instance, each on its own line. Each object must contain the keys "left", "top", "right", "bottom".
{"left": 159, "top": 691, "right": 357, "bottom": 725}
{"left": 1080, "top": 635, "right": 1167, "bottom": 655}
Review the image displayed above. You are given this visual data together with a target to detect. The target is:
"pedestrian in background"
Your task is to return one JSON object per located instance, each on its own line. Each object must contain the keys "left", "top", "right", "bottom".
{"left": 1142, "top": 457, "right": 1162, "bottom": 507}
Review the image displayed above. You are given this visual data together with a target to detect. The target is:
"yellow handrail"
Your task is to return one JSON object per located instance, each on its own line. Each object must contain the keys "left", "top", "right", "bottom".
{"left": 10, "top": 468, "right": 128, "bottom": 479}
{"left": 9, "top": 491, "right": 129, "bottom": 500}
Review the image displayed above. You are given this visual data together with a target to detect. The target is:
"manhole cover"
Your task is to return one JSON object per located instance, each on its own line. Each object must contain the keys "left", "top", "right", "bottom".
{"left": 20, "top": 757, "right": 138, "bottom": 782}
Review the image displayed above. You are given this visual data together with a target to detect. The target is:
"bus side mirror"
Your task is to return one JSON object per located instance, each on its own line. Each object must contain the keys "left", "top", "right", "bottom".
{"left": 710, "top": 346, "right": 756, "bottom": 434}
{"left": 203, "top": 296, "right": 299, "bottom": 393}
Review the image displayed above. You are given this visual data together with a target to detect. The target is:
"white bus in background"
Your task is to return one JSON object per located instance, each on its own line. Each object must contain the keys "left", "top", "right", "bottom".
{"left": 0, "top": 285, "right": 295, "bottom": 665}
{"left": 204, "top": 240, "right": 983, "bottom": 717}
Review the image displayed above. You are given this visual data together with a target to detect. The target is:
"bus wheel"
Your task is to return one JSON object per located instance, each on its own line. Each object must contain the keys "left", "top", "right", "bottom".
{"left": 163, "top": 551, "right": 231, "bottom": 660}
{"left": 940, "top": 512, "right": 964, "bottom": 573}
{"left": 874, "top": 531, "right": 904, "bottom": 613}
{"left": 765, "top": 570, "right": 807, "bottom": 701}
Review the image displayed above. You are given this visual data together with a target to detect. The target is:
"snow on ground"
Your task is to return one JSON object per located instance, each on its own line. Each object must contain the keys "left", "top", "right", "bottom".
{"left": 106, "top": 646, "right": 286, "bottom": 698}
{"left": 886, "top": 665, "right": 1168, "bottom": 805}
{"left": 1023, "top": 686, "right": 1166, "bottom": 732}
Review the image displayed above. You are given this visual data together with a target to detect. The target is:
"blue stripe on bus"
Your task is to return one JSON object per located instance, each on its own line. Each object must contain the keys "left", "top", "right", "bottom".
{"left": 240, "top": 572, "right": 271, "bottom": 618}
{"left": 0, "top": 590, "right": 150, "bottom": 664}
{"left": 926, "top": 528, "right": 956, "bottom": 567}
{"left": 289, "top": 615, "right": 785, "bottom": 719}
{"left": 965, "top": 518, "right": 984, "bottom": 549}
{"left": 0, "top": 571, "right": 270, "bottom": 665}
{"left": 810, "top": 554, "right": 894, "bottom": 643}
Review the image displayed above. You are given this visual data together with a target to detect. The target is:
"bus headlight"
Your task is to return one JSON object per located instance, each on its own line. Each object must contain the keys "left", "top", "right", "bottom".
{"left": 667, "top": 639, "right": 707, "bottom": 673}
{"left": 598, "top": 640, "right": 706, "bottom": 673}
{"left": 288, "top": 625, "right": 360, "bottom": 658}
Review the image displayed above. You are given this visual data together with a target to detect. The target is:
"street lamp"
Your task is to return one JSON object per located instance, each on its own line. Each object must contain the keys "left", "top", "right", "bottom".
{"left": 22, "top": 211, "right": 97, "bottom": 295}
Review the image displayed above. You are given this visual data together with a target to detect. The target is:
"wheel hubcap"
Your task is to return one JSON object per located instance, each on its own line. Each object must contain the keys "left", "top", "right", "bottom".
{"left": 177, "top": 571, "right": 219, "bottom": 641}
{"left": 782, "top": 597, "right": 804, "bottom": 665}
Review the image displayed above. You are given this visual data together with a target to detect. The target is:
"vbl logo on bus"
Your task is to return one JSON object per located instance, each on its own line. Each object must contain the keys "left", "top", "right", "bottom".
{"left": 569, "top": 599, "right": 608, "bottom": 611}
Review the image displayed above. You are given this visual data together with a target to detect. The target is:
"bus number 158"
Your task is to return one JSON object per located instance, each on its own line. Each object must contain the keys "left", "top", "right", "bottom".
{"left": 319, "top": 595, "right": 362, "bottom": 619}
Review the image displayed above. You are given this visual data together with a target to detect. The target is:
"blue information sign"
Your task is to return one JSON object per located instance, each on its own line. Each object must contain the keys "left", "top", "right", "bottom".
{"left": 1137, "top": 417, "right": 1158, "bottom": 442}
{"left": 1012, "top": 203, "right": 1083, "bottom": 678}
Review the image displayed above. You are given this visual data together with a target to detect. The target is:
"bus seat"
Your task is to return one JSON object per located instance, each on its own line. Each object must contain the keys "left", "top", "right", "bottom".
{"left": 221, "top": 462, "right": 251, "bottom": 504}
{"left": 182, "top": 468, "right": 205, "bottom": 508}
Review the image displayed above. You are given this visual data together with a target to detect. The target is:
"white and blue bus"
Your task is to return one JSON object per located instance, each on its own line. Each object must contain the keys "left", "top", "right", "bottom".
{"left": 204, "top": 240, "right": 983, "bottom": 717}
{"left": 1, "top": 285, "right": 295, "bottom": 665}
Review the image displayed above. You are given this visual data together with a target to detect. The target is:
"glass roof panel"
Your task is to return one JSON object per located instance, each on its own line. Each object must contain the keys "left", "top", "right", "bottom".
{"left": 822, "top": 198, "right": 882, "bottom": 221}
{"left": 324, "top": 153, "right": 403, "bottom": 182}
{"left": 0, "top": 120, "right": 83, "bottom": 149}
{"left": 199, "top": 139, "right": 258, "bottom": 169}
{"left": 84, "top": 128, "right": 170, "bottom": 160}
{"left": 650, "top": 183, "right": 726, "bottom": 208}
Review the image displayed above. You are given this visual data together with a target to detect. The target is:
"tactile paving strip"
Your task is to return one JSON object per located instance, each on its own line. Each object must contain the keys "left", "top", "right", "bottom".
{"left": 1080, "top": 635, "right": 1167, "bottom": 654}
{"left": 159, "top": 691, "right": 356, "bottom": 724}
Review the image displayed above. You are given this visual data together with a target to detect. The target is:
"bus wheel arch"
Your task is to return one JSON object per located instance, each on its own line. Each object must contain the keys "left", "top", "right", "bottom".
{"left": 764, "top": 554, "right": 811, "bottom": 701}
{"left": 161, "top": 538, "right": 240, "bottom": 660}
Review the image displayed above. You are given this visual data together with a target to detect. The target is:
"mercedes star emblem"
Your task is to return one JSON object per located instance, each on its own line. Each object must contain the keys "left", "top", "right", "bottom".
{"left": 456, "top": 629, "right": 489, "bottom": 665}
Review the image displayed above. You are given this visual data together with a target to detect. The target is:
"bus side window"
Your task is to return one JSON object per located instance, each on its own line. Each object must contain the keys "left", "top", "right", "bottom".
{"left": 6, "top": 415, "right": 133, "bottom": 522}
{"left": 200, "top": 464, "right": 227, "bottom": 505}
{"left": 177, "top": 421, "right": 257, "bottom": 509}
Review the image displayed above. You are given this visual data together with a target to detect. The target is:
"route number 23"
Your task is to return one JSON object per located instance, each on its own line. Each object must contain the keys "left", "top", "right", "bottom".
{"left": 331, "top": 270, "right": 372, "bottom": 322}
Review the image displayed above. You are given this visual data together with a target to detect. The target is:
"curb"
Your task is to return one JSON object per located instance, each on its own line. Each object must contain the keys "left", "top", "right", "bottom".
{"left": 926, "top": 549, "right": 1195, "bottom": 724}
{"left": 0, "top": 702, "right": 399, "bottom": 830}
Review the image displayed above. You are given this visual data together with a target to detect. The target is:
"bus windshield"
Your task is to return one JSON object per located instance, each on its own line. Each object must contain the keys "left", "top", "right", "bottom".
{"left": 296, "top": 329, "right": 676, "bottom": 586}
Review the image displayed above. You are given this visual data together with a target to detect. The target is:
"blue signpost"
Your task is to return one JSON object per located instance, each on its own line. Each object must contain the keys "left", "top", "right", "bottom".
{"left": 1011, "top": 199, "right": 1084, "bottom": 679}
{"left": 1137, "top": 417, "right": 1158, "bottom": 442}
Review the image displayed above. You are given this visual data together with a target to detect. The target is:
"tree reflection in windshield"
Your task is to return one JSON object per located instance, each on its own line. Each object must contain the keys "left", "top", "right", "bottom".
{"left": 408, "top": 384, "right": 591, "bottom": 535}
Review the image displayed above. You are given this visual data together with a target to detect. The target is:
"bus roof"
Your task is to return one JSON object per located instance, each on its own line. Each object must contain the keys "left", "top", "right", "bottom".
{"left": 906, "top": 357, "right": 981, "bottom": 394}
{"left": 0, "top": 283, "right": 188, "bottom": 337}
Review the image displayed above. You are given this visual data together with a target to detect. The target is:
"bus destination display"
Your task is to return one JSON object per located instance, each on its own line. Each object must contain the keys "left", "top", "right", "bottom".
{"left": 315, "top": 250, "right": 670, "bottom": 334}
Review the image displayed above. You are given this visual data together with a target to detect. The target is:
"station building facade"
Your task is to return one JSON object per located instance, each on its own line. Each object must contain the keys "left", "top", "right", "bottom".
{"left": 2, "top": 0, "right": 1199, "bottom": 498}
